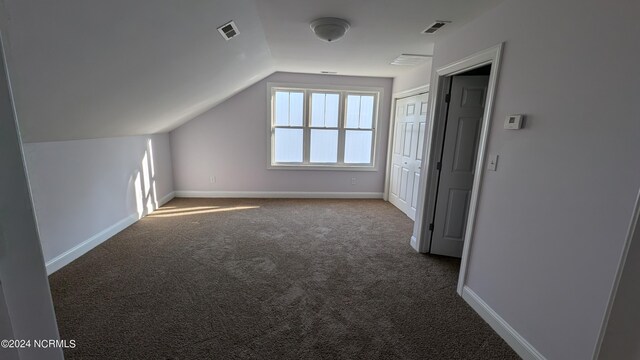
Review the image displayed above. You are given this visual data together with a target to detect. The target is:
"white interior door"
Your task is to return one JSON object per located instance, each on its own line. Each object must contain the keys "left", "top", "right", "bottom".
{"left": 430, "top": 75, "right": 489, "bottom": 257}
{"left": 389, "top": 93, "right": 428, "bottom": 220}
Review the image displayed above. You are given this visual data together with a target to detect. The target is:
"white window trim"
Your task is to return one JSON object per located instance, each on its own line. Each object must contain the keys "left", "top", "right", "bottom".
{"left": 267, "top": 82, "right": 383, "bottom": 171}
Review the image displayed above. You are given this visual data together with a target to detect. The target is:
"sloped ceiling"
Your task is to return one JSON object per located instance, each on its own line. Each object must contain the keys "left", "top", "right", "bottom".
{"left": 2, "top": 0, "right": 275, "bottom": 142}
{"left": 0, "top": 0, "right": 502, "bottom": 143}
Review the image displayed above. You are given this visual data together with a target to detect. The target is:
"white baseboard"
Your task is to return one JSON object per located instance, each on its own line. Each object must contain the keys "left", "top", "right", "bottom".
{"left": 159, "top": 191, "right": 176, "bottom": 206}
{"left": 45, "top": 214, "right": 138, "bottom": 275}
{"left": 462, "top": 286, "right": 547, "bottom": 360}
{"left": 410, "top": 236, "right": 419, "bottom": 252}
{"left": 45, "top": 191, "right": 177, "bottom": 275}
{"left": 174, "top": 191, "right": 384, "bottom": 199}
{"left": 43, "top": 190, "right": 376, "bottom": 275}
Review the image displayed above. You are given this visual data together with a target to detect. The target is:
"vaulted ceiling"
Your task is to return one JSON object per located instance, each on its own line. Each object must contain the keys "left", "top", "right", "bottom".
{"left": 0, "top": 0, "right": 502, "bottom": 143}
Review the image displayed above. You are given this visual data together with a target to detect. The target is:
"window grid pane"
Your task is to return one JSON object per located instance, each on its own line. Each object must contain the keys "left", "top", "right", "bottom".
{"left": 275, "top": 91, "right": 290, "bottom": 126}
{"left": 311, "top": 92, "right": 340, "bottom": 128}
{"left": 311, "top": 93, "right": 326, "bottom": 127}
{"left": 274, "top": 128, "right": 303, "bottom": 163}
{"left": 359, "top": 95, "right": 374, "bottom": 129}
{"left": 325, "top": 93, "right": 339, "bottom": 128}
{"left": 310, "top": 129, "right": 338, "bottom": 163}
{"left": 346, "top": 95, "right": 360, "bottom": 129}
{"left": 344, "top": 130, "right": 373, "bottom": 164}
{"left": 289, "top": 92, "right": 304, "bottom": 126}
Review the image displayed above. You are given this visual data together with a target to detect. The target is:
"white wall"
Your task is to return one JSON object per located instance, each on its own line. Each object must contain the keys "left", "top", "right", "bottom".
{"left": 428, "top": 0, "right": 640, "bottom": 359}
{"left": 171, "top": 72, "right": 392, "bottom": 196}
{"left": 0, "top": 36, "right": 62, "bottom": 360}
{"left": 0, "top": 285, "right": 19, "bottom": 360}
{"left": 23, "top": 134, "right": 175, "bottom": 272}
{"left": 599, "top": 192, "right": 640, "bottom": 360}
{"left": 392, "top": 61, "right": 432, "bottom": 95}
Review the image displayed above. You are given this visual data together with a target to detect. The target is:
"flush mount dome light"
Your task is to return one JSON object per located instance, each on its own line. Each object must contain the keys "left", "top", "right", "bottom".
{"left": 310, "top": 17, "right": 350, "bottom": 42}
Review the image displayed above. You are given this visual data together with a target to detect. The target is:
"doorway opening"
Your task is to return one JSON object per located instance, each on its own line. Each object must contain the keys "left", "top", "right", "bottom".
{"left": 411, "top": 44, "right": 503, "bottom": 295}
{"left": 428, "top": 65, "right": 491, "bottom": 256}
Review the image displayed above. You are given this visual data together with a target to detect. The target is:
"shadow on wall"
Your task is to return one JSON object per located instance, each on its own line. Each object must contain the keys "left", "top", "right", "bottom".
{"left": 131, "top": 138, "right": 159, "bottom": 219}
{"left": 128, "top": 137, "right": 261, "bottom": 220}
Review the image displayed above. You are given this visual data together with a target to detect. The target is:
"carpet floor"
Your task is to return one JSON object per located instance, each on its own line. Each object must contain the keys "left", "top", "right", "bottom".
{"left": 49, "top": 198, "right": 520, "bottom": 359}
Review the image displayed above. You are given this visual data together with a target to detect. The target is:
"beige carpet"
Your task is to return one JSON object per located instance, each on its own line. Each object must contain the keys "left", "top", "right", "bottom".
{"left": 49, "top": 198, "right": 520, "bottom": 359}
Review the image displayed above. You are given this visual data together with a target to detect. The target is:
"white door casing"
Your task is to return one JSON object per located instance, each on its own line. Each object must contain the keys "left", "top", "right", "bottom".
{"left": 389, "top": 93, "right": 428, "bottom": 220}
{"left": 409, "top": 44, "right": 502, "bottom": 295}
{"left": 430, "top": 75, "right": 489, "bottom": 257}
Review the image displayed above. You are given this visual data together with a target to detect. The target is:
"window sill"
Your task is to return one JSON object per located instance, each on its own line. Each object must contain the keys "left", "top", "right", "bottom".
{"left": 268, "top": 164, "right": 378, "bottom": 172}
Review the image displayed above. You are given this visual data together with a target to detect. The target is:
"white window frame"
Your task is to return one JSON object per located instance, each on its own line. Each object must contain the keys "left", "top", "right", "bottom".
{"left": 267, "top": 82, "right": 382, "bottom": 171}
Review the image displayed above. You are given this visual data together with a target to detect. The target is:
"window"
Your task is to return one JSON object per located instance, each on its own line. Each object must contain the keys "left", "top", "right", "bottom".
{"left": 269, "top": 84, "right": 380, "bottom": 169}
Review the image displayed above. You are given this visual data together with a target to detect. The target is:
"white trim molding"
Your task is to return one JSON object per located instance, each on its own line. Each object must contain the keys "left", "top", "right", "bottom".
{"left": 159, "top": 191, "right": 176, "bottom": 206}
{"left": 392, "top": 84, "right": 430, "bottom": 100}
{"left": 406, "top": 43, "right": 504, "bottom": 295}
{"left": 410, "top": 236, "right": 418, "bottom": 251}
{"left": 462, "top": 286, "right": 547, "bottom": 360}
{"left": 384, "top": 84, "right": 430, "bottom": 201}
{"left": 45, "top": 189, "right": 379, "bottom": 274}
{"left": 266, "top": 82, "right": 384, "bottom": 171}
{"left": 453, "top": 44, "right": 504, "bottom": 295}
{"left": 175, "top": 191, "right": 383, "bottom": 199}
{"left": 45, "top": 214, "right": 138, "bottom": 274}
{"left": 593, "top": 188, "right": 640, "bottom": 359}
{"left": 45, "top": 191, "right": 176, "bottom": 275}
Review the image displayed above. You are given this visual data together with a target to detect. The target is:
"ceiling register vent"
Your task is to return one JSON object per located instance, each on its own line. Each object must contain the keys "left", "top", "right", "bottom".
{"left": 422, "top": 20, "right": 451, "bottom": 34}
{"left": 390, "top": 54, "right": 432, "bottom": 66}
{"left": 218, "top": 21, "right": 239, "bottom": 40}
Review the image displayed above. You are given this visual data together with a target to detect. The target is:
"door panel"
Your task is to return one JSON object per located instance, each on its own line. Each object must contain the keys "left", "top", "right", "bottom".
{"left": 411, "top": 172, "right": 420, "bottom": 209}
{"left": 430, "top": 75, "right": 489, "bottom": 257}
{"left": 391, "top": 164, "right": 401, "bottom": 197}
{"left": 389, "top": 93, "right": 429, "bottom": 220}
{"left": 407, "top": 103, "right": 415, "bottom": 115}
{"left": 461, "top": 87, "right": 486, "bottom": 108}
{"left": 417, "top": 122, "right": 426, "bottom": 161}
{"left": 394, "top": 122, "right": 403, "bottom": 154}
{"left": 399, "top": 168, "right": 409, "bottom": 200}
{"left": 452, "top": 117, "right": 481, "bottom": 173}
{"left": 403, "top": 123, "right": 413, "bottom": 156}
{"left": 443, "top": 189, "right": 471, "bottom": 239}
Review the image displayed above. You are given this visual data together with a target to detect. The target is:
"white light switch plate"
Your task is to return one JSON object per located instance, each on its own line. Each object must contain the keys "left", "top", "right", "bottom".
{"left": 488, "top": 155, "right": 498, "bottom": 171}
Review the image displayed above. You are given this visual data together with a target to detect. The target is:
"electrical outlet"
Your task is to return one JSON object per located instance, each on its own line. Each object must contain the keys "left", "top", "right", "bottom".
{"left": 351, "top": 177, "right": 356, "bottom": 185}
{"left": 209, "top": 176, "right": 216, "bottom": 183}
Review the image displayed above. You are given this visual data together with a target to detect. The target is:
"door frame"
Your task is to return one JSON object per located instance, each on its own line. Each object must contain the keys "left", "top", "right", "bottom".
{"left": 411, "top": 43, "right": 503, "bottom": 295}
{"left": 593, "top": 188, "right": 640, "bottom": 359}
{"left": 383, "top": 84, "right": 429, "bottom": 201}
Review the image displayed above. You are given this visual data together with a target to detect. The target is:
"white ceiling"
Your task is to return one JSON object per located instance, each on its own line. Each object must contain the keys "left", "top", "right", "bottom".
{"left": 258, "top": 0, "right": 503, "bottom": 77}
{"left": 1, "top": 0, "right": 503, "bottom": 142}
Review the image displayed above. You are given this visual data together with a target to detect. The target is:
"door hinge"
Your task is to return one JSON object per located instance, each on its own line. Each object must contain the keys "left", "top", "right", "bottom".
{"left": 429, "top": 223, "right": 434, "bottom": 231}
{"left": 436, "top": 161, "right": 442, "bottom": 170}
{"left": 445, "top": 94, "right": 451, "bottom": 103}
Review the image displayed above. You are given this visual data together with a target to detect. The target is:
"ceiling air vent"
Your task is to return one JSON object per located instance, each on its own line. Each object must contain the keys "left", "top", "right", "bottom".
{"left": 390, "top": 54, "right": 432, "bottom": 66}
{"left": 422, "top": 20, "right": 451, "bottom": 34}
{"left": 218, "top": 21, "right": 239, "bottom": 40}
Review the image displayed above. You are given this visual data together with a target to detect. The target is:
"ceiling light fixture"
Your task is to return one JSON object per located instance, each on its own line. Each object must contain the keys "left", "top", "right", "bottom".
{"left": 310, "top": 17, "right": 350, "bottom": 43}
